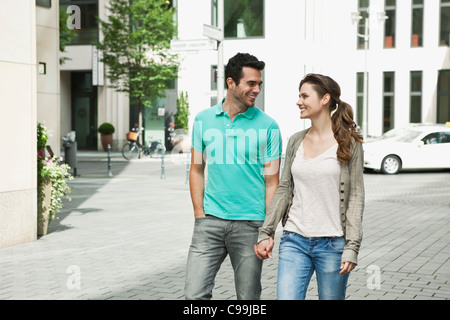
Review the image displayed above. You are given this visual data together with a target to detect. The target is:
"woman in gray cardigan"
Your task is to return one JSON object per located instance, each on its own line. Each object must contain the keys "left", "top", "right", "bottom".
{"left": 254, "top": 74, "right": 365, "bottom": 300}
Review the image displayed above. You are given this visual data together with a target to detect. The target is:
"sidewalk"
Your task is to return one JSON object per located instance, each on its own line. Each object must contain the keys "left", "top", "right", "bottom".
{"left": 0, "top": 151, "right": 448, "bottom": 300}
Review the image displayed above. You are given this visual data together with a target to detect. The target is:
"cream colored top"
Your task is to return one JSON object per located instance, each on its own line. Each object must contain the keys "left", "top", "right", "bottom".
{"left": 284, "top": 142, "right": 344, "bottom": 238}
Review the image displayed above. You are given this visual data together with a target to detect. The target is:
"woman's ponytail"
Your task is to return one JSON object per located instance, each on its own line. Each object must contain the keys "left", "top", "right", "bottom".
{"left": 332, "top": 100, "right": 363, "bottom": 163}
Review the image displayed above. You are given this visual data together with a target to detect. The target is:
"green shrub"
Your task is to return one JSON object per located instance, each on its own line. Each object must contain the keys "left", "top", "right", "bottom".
{"left": 98, "top": 122, "right": 115, "bottom": 134}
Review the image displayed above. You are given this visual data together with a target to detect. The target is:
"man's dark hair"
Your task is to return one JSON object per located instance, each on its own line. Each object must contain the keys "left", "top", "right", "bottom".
{"left": 225, "top": 53, "right": 265, "bottom": 87}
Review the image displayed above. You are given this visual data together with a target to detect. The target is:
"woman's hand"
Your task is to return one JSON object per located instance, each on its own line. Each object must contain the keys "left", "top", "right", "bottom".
{"left": 254, "top": 237, "right": 274, "bottom": 260}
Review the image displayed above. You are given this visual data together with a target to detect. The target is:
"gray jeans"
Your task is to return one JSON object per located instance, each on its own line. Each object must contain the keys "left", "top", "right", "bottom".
{"left": 184, "top": 215, "right": 263, "bottom": 300}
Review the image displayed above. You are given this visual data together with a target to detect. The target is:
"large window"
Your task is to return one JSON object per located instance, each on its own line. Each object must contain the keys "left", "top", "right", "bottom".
{"left": 410, "top": 71, "right": 422, "bottom": 123}
{"left": 357, "top": 0, "right": 370, "bottom": 49}
{"left": 383, "top": 72, "right": 395, "bottom": 133}
{"left": 60, "top": 0, "right": 99, "bottom": 45}
{"left": 212, "top": 0, "right": 264, "bottom": 39}
{"left": 440, "top": 0, "right": 450, "bottom": 45}
{"left": 438, "top": 70, "right": 450, "bottom": 123}
{"left": 384, "top": 0, "right": 396, "bottom": 48}
{"left": 356, "top": 72, "right": 366, "bottom": 129}
{"left": 411, "top": 0, "right": 424, "bottom": 47}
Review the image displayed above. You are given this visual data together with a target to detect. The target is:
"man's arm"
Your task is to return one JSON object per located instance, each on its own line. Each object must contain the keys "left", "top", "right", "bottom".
{"left": 189, "top": 148, "right": 206, "bottom": 218}
{"left": 264, "top": 159, "right": 280, "bottom": 210}
{"left": 254, "top": 159, "right": 280, "bottom": 260}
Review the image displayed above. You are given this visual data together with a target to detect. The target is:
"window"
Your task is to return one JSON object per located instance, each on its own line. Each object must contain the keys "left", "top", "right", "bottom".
{"left": 212, "top": 0, "right": 264, "bottom": 39}
{"left": 437, "top": 70, "right": 450, "bottom": 123}
{"left": 60, "top": 0, "right": 99, "bottom": 45}
{"left": 356, "top": 72, "right": 366, "bottom": 129}
{"left": 383, "top": 72, "right": 395, "bottom": 133}
{"left": 410, "top": 71, "right": 422, "bottom": 123}
{"left": 422, "top": 132, "right": 450, "bottom": 144}
{"left": 357, "top": 0, "right": 370, "bottom": 49}
{"left": 211, "top": 65, "right": 227, "bottom": 91}
{"left": 36, "top": 0, "right": 51, "bottom": 8}
{"left": 440, "top": 0, "right": 450, "bottom": 45}
{"left": 411, "top": 0, "right": 424, "bottom": 47}
{"left": 384, "top": 0, "right": 396, "bottom": 48}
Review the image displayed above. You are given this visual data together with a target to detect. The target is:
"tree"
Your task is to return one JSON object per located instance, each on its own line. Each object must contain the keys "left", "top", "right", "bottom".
{"left": 97, "top": 0, "right": 179, "bottom": 155}
{"left": 175, "top": 91, "right": 189, "bottom": 132}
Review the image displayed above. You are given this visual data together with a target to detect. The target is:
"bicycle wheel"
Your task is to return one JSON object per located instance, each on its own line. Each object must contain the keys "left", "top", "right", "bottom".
{"left": 122, "top": 142, "right": 140, "bottom": 160}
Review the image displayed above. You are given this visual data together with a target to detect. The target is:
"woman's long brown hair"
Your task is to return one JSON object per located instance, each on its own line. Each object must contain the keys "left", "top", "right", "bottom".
{"left": 300, "top": 73, "right": 364, "bottom": 163}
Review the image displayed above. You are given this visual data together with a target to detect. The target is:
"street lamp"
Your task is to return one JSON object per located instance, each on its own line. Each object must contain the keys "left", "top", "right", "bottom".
{"left": 351, "top": 10, "right": 388, "bottom": 139}
{"left": 217, "top": 0, "right": 225, "bottom": 103}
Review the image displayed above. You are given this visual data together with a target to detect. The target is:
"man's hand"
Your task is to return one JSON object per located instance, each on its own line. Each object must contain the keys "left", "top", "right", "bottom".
{"left": 340, "top": 261, "right": 356, "bottom": 274}
{"left": 254, "top": 237, "right": 274, "bottom": 260}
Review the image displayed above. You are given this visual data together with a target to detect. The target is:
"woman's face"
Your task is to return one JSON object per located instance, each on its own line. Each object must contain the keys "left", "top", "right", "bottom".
{"left": 297, "top": 82, "right": 328, "bottom": 120}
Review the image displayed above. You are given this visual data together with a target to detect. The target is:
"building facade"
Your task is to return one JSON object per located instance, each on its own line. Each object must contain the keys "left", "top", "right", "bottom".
{"left": 60, "top": 0, "right": 178, "bottom": 152}
{"left": 0, "top": 0, "right": 61, "bottom": 248}
{"left": 175, "top": 0, "right": 450, "bottom": 146}
{"left": 58, "top": 0, "right": 450, "bottom": 152}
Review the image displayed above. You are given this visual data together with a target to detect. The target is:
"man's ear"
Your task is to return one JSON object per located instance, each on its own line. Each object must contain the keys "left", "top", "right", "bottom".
{"left": 226, "top": 77, "right": 234, "bottom": 90}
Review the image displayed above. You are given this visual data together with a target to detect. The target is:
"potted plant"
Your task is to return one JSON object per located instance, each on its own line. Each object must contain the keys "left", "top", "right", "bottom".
{"left": 37, "top": 123, "right": 73, "bottom": 236}
{"left": 98, "top": 122, "right": 115, "bottom": 151}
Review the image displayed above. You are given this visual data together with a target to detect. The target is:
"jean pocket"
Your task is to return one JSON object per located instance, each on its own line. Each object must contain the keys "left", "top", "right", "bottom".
{"left": 193, "top": 216, "right": 210, "bottom": 230}
{"left": 245, "top": 220, "right": 263, "bottom": 229}
{"left": 280, "top": 231, "right": 293, "bottom": 242}
{"left": 328, "top": 237, "right": 346, "bottom": 253}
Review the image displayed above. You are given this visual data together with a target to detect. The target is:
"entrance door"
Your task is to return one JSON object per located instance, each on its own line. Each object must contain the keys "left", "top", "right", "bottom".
{"left": 71, "top": 72, "right": 98, "bottom": 149}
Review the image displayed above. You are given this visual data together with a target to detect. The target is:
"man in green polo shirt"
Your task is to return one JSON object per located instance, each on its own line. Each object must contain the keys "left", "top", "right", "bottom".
{"left": 184, "top": 53, "right": 282, "bottom": 300}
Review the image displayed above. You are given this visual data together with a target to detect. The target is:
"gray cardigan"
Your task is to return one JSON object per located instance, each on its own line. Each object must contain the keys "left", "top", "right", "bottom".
{"left": 258, "top": 129, "right": 365, "bottom": 264}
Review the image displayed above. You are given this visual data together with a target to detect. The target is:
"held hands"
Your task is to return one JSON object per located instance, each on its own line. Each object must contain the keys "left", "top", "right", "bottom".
{"left": 253, "top": 237, "right": 274, "bottom": 260}
{"left": 253, "top": 237, "right": 356, "bottom": 274}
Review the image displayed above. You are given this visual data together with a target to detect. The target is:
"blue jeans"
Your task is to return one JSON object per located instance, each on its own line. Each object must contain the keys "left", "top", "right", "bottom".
{"left": 184, "top": 215, "right": 263, "bottom": 300}
{"left": 277, "top": 231, "right": 350, "bottom": 300}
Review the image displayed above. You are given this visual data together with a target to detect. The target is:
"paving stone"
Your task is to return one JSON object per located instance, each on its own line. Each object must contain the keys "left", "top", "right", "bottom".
{"left": 0, "top": 153, "right": 448, "bottom": 300}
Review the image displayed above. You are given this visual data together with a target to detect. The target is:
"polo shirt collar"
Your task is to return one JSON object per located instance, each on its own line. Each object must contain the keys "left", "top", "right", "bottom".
{"left": 215, "top": 99, "right": 257, "bottom": 119}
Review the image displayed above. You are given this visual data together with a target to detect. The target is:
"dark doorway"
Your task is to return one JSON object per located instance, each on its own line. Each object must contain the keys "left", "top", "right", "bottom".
{"left": 71, "top": 71, "right": 98, "bottom": 150}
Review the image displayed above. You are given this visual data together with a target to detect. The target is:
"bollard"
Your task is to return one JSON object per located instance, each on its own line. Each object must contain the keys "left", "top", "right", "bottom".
{"left": 185, "top": 151, "right": 190, "bottom": 184}
{"left": 160, "top": 145, "right": 166, "bottom": 179}
{"left": 107, "top": 144, "right": 113, "bottom": 177}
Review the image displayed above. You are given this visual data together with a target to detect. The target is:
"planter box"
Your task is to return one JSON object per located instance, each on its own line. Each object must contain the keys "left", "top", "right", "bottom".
{"left": 37, "top": 181, "right": 52, "bottom": 236}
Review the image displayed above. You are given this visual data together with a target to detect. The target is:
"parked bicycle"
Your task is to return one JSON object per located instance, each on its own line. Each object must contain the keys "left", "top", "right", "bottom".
{"left": 121, "top": 128, "right": 165, "bottom": 160}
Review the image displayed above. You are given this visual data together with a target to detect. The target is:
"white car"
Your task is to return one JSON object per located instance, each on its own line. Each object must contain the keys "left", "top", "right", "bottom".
{"left": 363, "top": 124, "right": 450, "bottom": 174}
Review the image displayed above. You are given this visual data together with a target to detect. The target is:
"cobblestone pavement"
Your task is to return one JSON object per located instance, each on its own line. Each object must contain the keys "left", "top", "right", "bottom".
{"left": 0, "top": 152, "right": 449, "bottom": 300}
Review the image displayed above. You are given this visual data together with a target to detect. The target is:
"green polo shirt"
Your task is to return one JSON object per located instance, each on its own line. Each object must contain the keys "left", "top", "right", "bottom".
{"left": 192, "top": 102, "right": 282, "bottom": 221}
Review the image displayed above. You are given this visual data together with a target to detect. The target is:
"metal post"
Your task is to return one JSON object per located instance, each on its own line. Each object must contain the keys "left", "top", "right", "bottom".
{"left": 185, "top": 150, "right": 191, "bottom": 184}
{"left": 362, "top": 17, "right": 369, "bottom": 140}
{"left": 217, "top": 0, "right": 225, "bottom": 103}
{"left": 107, "top": 144, "right": 112, "bottom": 177}
{"left": 160, "top": 145, "right": 166, "bottom": 179}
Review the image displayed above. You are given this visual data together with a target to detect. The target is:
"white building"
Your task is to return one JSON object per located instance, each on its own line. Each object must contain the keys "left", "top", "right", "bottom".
{"left": 174, "top": 0, "right": 450, "bottom": 147}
